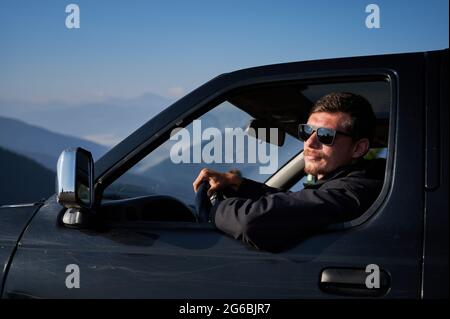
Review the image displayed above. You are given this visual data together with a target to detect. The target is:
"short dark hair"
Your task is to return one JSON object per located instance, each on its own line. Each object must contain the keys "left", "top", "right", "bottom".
{"left": 310, "top": 92, "right": 376, "bottom": 144}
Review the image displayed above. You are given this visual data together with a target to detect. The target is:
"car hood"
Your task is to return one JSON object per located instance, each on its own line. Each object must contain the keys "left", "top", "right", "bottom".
{"left": 0, "top": 203, "right": 43, "bottom": 294}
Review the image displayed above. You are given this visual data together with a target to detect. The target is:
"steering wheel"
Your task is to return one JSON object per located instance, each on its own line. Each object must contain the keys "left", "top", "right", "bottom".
{"left": 195, "top": 182, "right": 223, "bottom": 223}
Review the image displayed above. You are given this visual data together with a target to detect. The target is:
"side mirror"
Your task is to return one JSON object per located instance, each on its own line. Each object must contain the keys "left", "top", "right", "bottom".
{"left": 56, "top": 147, "right": 94, "bottom": 210}
{"left": 244, "top": 118, "right": 286, "bottom": 146}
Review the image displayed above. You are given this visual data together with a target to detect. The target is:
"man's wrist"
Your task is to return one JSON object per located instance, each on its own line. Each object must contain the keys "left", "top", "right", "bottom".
{"left": 227, "top": 169, "right": 243, "bottom": 191}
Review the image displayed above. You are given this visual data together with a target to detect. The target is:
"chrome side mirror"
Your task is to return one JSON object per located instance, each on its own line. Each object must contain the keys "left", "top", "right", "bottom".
{"left": 56, "top": 147, "right": 94, "bottom": 210}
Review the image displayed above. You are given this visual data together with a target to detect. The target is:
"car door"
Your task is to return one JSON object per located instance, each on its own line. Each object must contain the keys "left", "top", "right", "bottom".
{"left": 3, "top": 51, "right": 429, "bottom": 298}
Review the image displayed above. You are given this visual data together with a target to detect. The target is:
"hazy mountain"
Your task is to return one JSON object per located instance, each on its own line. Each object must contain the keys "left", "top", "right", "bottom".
{"left": 0, "top": 116, "right": 109, "bottom": 171}
{"left": 0, "top": 147, "right": 55, "bottom": 206}
{"left": 0, "top": 93, "right": 174, "bottom": 147}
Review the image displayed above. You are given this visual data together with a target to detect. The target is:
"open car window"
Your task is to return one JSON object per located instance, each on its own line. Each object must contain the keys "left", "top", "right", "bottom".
{"left": 102, "top": 78, "right": 391, "bottom": 214}
{"left": 103, "top": 101, "right": 303, "bottom": 207}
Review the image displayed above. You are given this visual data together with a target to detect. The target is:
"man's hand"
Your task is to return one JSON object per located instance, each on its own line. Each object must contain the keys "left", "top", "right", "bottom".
{"left": 193, "top": 168, "right": 242, "bottom": 196}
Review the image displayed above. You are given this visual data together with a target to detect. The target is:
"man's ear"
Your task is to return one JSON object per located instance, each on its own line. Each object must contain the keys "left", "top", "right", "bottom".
{"left": 352, "top": 138, "right": 370, "bottom": 159}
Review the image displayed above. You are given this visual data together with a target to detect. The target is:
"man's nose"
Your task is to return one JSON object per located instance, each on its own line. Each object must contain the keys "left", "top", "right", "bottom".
{"left": 304, "top": 131, "right": 321, "bottom": 149}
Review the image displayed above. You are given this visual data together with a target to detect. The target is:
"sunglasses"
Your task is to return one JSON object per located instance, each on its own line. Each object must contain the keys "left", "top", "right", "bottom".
{"left": 298, "top": 124, "right": 353, "bottom": 146}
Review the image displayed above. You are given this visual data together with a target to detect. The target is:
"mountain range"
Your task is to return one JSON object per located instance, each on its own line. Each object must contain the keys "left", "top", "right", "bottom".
{"left": 0, "top": 116, "right": 109, "bottom": 171}
{"left": 0, "top": 92, "right": 174, "bottom": 147}
{"left": 0, "top": 147, "right": 55, "bottom": 206}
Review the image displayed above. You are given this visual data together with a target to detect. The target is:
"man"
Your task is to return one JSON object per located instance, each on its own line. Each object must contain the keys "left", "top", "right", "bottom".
{"left": 193, "top": 92, "right": 384, "bottom": 252}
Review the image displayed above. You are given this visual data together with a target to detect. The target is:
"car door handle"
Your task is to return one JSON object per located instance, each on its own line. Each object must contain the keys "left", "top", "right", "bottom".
{"left": 319, "top": 267, "right": 390, "bottom": 297}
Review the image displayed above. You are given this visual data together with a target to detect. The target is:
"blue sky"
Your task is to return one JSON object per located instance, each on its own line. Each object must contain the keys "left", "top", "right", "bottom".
{"left": 0, "top": 0, "right": 448, "bottom": 104}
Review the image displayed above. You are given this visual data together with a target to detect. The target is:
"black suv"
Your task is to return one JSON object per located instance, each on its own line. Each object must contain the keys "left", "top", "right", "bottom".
{"left": 0, "top": 49, "right": 448, "bottom": 298}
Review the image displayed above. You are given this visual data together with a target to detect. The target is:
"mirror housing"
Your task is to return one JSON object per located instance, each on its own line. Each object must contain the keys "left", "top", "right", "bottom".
{"left": 245, "top": 118, "right": 286, "bottom": 146}
{"left": 56, "top": 147, "right": 94, "bottom": 210}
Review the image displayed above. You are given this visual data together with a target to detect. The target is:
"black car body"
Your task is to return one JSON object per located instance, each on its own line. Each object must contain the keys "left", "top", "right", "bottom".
{"left": 0, "top": 49, "right": 448, "bottom": 298}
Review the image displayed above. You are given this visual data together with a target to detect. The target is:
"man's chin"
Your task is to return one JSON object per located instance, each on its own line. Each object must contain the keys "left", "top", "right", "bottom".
{"left": 304, "top": 163, "right": 321, "bottom": 176}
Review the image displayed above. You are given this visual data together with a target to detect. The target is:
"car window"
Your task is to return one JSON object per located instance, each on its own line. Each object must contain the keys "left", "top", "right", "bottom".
{"left": 103, "top": 101, "right": 303, "bottom": 206}
{"left": 103, "top": 78, "right": 391, "bottom": 214}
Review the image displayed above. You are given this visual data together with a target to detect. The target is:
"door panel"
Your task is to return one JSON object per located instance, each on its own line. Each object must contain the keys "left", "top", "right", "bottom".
{"left": 4, "top": 195, "right": 421, "bottom": 298}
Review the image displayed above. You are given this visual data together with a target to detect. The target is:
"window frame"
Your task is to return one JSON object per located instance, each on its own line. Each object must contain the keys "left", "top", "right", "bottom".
{"left": 96, "top": 70, "right": 397, "bottom": 230}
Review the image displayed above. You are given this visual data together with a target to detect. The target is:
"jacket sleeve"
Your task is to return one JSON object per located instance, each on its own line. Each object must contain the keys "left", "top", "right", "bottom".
{"left": 222, "top": 178, "right": 283, "bottom": 200}
{"left": 211, "top": 177, "right": 381, "bottom": 252}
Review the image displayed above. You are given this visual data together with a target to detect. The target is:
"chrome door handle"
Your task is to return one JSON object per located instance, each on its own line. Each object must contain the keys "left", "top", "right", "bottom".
{"left": 319, "top": 267, "right": 390, "bottom": 297}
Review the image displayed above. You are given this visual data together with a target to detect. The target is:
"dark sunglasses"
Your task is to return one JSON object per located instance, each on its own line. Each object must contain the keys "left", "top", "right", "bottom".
{"left": 298, "top": 124, "right": 353, "bottom": 146}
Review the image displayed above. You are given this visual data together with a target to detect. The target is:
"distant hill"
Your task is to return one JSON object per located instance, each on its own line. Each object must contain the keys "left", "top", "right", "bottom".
{"left": 0, "top": 147, "right": 55, "bottom": 206}
{"left": 0, "top": 93, "right": 173, "bottom": 147}
{"left": 0, "top": 116, "right": 109, "bottom": 171}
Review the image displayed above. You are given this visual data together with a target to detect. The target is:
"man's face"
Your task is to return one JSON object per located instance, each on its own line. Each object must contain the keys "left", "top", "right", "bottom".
{"left": 303, "top": 111, "right": 358, "bottom": 179}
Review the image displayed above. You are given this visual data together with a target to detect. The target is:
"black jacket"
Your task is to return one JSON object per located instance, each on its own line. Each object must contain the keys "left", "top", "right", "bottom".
{"left": 211, "top": 159, "right": 385, "bottom": 252}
